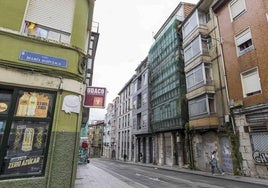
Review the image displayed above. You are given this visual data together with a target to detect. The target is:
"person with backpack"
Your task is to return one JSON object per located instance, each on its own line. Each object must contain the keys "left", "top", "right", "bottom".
{"left": 209, "top": 150, "right": 225, "bottom": 176}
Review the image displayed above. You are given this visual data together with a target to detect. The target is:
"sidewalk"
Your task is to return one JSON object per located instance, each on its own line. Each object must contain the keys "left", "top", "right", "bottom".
{"left": 75, "top": 162, "right": 133, "bottom": 188}
{"left": 75, "top": 158, "right": 268, "bottom": 187}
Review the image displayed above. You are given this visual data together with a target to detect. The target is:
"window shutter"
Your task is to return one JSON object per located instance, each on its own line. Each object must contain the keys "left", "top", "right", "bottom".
{"left": 236, "top": 28, "right": 251, "bottom": 46}
{"left": 25, "top": 0, "right": 75, "bottom": 33}
{"left": 242, "top": 69, "right": 261, "bottom": 94}
{"left": 230, "top": 0, "right": 245, "bottom": 19}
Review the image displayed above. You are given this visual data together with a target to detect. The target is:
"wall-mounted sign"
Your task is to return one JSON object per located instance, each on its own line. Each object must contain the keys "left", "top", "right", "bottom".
{"left": 62, "top": 95, "right": 81, "bottom": 113}
{"left": 19, "top": 50, "right": 67, "bottom": 68}
{"left": 84, "top": 87, "right": 106, "bottom": 108}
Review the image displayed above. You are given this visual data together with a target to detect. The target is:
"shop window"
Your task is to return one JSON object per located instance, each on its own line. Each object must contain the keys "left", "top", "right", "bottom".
{"left": 0, "top": 87, "right": 55, "bottom": 179}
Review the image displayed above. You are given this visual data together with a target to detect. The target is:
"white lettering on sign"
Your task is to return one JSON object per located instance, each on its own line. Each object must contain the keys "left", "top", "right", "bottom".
{"left": 87, "top": 88, "right": 105, "bottom": 95}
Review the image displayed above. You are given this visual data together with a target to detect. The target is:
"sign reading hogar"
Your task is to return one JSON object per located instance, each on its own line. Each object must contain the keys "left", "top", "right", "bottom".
{"left": 84, "top": 87, "right": 106, "bottom": 108}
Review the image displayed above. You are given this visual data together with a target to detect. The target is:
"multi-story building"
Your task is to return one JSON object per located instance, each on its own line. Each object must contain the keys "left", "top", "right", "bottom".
{"left": 88, "top": 120, "right": 104, "bottom": 157}
{"left": 212, "top": 0, "right": 268, "bottom": 178}
{"left": 132, "top": 57, "right": 151, "bottom": 163}
{"left": 112, "top": 97, "right": 120, "bottom": 159}
{"left": 148, "top": 2, "right": 195, "bottom": 167}
{"left": 0, "top": 0, "right": 96, "bottom": 187}
{"left": 117, "top": 77, "right": 134, "bottom": 161}
{"left": 103, "top": 103, "right": 115, "bottom": 159}
{"left": 181, "top": 0, "right": 232, "bottom": 173}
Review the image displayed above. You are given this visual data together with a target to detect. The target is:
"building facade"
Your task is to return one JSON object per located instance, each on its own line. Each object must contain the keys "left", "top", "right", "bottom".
{"left": 213, "top": 0, "right": 268, "bottom": 178}
{"left": 132, "top": 57, "right": 152, "bottom": 163}
{"left": 181, "top": 0, "right": 233, "bottom": 173}
{"left": 103, "top": 103, "right": 117, "bottom": 159}
{"left": 117, "top": 77, "right": 134, "bottom": 161}
{"left": 148, "top": 2, "right": 195, "bottom": 167}
{"left": 0, "top": 0, "right": 95, "bottom": 187}
{"left": 88, "top": 121, "right": 104, "bottom": 158}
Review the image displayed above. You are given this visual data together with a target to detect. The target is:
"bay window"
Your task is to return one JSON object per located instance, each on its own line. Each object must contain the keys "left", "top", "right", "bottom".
{"left": 189, "top": 94, "right": 215, "bottom": 117}
{"left": 186, "top": 63, "right": 212, "bottom": 91}
{"left": 184, "top": 35, "right": 210, "bottom": 64}
{"left": 183, "top": 10, "right": 198, "bottom": 39}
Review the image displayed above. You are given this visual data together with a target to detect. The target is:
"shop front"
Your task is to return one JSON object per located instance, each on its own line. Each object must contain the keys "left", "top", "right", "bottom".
{"left": 0, "top": 87, "right": 56, "bottom": 178}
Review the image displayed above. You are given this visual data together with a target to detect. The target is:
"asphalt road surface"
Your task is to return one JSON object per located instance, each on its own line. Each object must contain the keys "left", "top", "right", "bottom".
{"left": 85, "top": 158, "right": 267, "bottom": 188}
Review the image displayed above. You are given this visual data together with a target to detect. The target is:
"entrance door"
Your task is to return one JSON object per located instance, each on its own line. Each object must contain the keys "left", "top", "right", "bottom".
{"left": 219, "top": 136, "right": 233, "bottom": 173}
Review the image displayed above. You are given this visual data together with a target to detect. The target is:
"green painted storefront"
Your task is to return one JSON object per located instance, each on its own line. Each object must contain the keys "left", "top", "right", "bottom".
{"left": 0, "top": 0, "right": 95, "bottom": 187}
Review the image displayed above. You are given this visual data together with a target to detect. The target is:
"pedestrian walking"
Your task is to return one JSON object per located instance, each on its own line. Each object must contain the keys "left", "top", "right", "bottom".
{"left": 123, "top": 154, "right": 127, "bottom": 162}
{"left": 139, "top": 152, "right": 143, "bottom": 162}
{"left": 209, "top": 150, "right": 224, "bottom": 176}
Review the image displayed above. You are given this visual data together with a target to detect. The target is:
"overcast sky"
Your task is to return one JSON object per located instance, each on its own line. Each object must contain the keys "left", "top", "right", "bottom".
{"left": 89, "top": 0, "right": 199, "bottom": 121}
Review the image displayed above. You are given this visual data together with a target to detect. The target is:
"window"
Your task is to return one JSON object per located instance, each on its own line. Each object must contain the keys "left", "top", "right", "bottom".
{"left": 184, "top": 36, "right": 201, "bottom": 63}
{"left": 241, "top": 68, "right": 261, "bottom": 97}
{"left": 142, "top": 72, "right": 148, "bottom": 86}
{"left": 137, "top": 76, "right": 142, "bottom": 90}
{"left": 229, "top": 0, "right": 246, "bottom": 20}
{"left": 142, "top": 93, "right": 147, "bottom": 105}
{"left": 235, "top": 28, "right": 254, "bottom": 56}
{"left": 137, "top": 113, "right": 141, "bottom": 130}
{"left": 137, "top": 94, "right": 142, "bottom": 109}
{"left": 189, "top": 94, "right": 215, "bottom": 117}
{"left": 0, "top": 87, "right": 55, "bottom": 179}
{"left": 24, "top": 0, "right": 75, "bottom": 44}
{"left": 205, "top": 12, "right": 211, "bottom": 23}
{"left": 142, "top": 114, "right": 147, "bottom": 127}
{"left": 183, "top": 10, "right": 198, "bottom": 39}
{"left": 186, "top": 63, "right": 212, "bottom": 91}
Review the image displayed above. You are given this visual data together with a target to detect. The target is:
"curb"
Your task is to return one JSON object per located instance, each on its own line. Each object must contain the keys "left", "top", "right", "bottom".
{"left": 99, "top": 158, "right": 268, "bottom": 187}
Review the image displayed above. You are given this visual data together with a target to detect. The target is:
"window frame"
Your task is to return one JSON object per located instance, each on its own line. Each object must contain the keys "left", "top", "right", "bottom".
{"left": 241, "top": 67, "right": 262, "bottom": 97}
{"left": 188, "top": 94, "right": 215, "bottom": 117}
{"left": 186, "top": 62, "right": 212, "bottom": 92}
{"left": 183, "top": 10, "right": 198, "bottom": 39}
{"left": 229, "top": 0, "right": 247, "bottom": 21}
{"left": 235, "top": 27, "right": 254, "bottom": 56}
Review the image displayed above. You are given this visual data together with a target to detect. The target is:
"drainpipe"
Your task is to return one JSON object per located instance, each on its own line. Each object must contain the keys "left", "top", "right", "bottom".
{"left": 215, "top": 15, "right": 236, "bottom": 135}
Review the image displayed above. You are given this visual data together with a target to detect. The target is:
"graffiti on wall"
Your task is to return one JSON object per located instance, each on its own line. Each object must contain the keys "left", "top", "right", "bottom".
{"left": 253, "top": 151, "right": 268, "bottom": 163}
{"left": 220, "top": 137, "right": 233, "bottom": 172}
{"left": 204, "top": 143, "right": 214, "bottom": 162}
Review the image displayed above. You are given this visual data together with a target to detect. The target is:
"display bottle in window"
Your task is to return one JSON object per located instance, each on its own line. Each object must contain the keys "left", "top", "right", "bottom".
{"left": 27, "top": 93, "right": 37, "bottom": 116}
{"left": 16, "top": 92, "right": 30, "bottom": 116}
{"left": 22, "top": 128, "right": 34, "bottom": 152}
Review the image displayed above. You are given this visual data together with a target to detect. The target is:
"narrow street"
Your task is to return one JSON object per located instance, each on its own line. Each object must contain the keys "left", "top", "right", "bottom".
{"left": 75, "top": 158, "right": 268, "bottom": 188}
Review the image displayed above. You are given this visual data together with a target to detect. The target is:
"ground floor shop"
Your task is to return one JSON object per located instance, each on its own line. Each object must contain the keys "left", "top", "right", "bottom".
{"left": 0, "top": 67, "right": 84, "bottom": 187}
{"left": 233, "top": 104, "right": 268, "bottom": 179}
{"left": 191, "top": 131, "right": 233, "bottom": 173}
